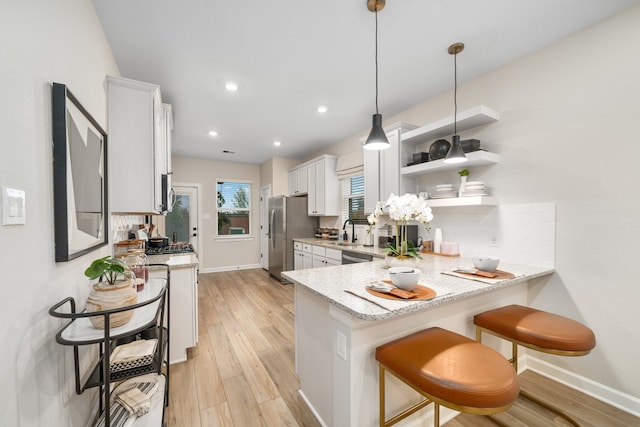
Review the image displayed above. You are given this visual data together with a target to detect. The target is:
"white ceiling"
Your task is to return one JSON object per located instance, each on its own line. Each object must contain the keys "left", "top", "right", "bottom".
{"left": 92, "top": 0, "right": 638, "bottom": 165}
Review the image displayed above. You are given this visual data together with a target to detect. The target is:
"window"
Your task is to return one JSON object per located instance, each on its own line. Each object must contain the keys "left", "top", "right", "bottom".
{"left": 341, "top": 175, "right": 367, "bottom": 225}
{"left": 217, "top": 180, "right": 251, "bottom": 237}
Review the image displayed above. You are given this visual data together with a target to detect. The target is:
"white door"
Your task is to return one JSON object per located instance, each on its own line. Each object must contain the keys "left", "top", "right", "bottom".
{"left": 260, "top": 185, "right": 271, "bottom": 270}
{"left": 165, "top": 185, "right": 200, "bottom": 254}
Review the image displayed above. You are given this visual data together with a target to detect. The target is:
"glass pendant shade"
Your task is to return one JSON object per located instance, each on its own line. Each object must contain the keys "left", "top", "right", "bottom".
{"left": 363, "top": 113, "right": 390, "bottom": 150}
{"left": 444, "top": 135, "right": 467, "bottom": 163}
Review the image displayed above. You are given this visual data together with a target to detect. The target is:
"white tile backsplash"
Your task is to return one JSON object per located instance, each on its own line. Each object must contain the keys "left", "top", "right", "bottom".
{"left": 419, "top": 202, "right": 556, "bottom": 268}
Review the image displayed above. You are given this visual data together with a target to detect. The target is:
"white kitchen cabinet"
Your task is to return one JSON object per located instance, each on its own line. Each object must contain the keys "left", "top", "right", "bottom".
{"left": 307, "top": 156, "right": 339, "bottom": 216}
{"left": 311, "top": 245, "right": 341, "bottom": 268}
{"left": 107, "top": 76, "right": 172, "bottom": 214}
{"left": 294, "top": 242, "right": 312, "bottom": 270}
{"left": 149, "top": 263, "right": 198, "bottom": 364}
{"left": 364, "top": 123, "right": 417, "bottom": 213}
{"left": 288, "top": 165, "right": 309, "bottom": 195}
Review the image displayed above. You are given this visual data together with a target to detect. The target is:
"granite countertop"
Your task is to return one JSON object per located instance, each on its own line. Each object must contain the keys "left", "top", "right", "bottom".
{"left": 294, "top": 237, "right": 386, "bottom": 258}
{"left": 147, "top": 252, "right": 199, "bottom": 268}
{"left": 282, "top": 255, "right": 554, "bottom": 321}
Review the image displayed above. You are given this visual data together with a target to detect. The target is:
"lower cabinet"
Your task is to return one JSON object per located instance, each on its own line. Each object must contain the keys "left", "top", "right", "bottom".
{"left": 312, "top": 245, "right": 341, "bottom": 268}
{"left": 294, "top": 242, "right": 313, "bottom": 270}
{"left": 294, "top": 241, "right": 342, "bottom": 269}
{"left": 150, "top": 264, "right": 198, "bottom": 364}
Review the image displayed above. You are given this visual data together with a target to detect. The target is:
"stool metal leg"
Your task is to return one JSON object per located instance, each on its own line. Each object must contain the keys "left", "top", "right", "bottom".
{"left": 475, "top": 326, "right": 583, "bottom": 426}
{"left": 379, "top": 364, "right": 385, "bottom": 427}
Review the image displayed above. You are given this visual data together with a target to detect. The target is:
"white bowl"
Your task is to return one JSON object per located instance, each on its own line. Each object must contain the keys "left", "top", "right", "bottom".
{"left": 388, "top": 267, "right": 421, "bottom": 291}
{"left": 472, "top": 257, "right": 500, "bottom": 272}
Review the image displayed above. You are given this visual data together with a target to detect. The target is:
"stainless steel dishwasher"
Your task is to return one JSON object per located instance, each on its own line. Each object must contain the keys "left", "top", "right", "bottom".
{"left": 341, "top": 250, "right": 373, "bottom": 264}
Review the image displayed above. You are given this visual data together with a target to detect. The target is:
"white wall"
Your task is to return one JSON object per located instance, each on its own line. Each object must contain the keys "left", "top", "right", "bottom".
{"left": 172, "top": 156, "right": 262, "bottom": 271}
{"left": 323, "top": 5, "right": 640, "bottom": 409}
{"left": 0, "top": 1, "right": 120, "bottom": 425}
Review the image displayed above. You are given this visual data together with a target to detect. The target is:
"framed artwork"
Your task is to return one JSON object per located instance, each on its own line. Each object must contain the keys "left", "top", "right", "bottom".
{"left": 52, "top": 82, "right": 109, "bottom": 262}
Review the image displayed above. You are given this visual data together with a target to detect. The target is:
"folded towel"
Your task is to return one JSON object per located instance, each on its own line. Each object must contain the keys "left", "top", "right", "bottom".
{"left": 115, "top": 381, "right": 159, "bottom": 417}
{"left": 95, "top": 402, "right": 131, "bottom": 427}
{"left": 110, "top": 339, "right": 158, "bottom": 364}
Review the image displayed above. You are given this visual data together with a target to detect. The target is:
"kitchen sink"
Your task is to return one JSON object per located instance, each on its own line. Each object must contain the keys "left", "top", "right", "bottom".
{"left": 328, "top": 242, "right": 359, "bottom": 247}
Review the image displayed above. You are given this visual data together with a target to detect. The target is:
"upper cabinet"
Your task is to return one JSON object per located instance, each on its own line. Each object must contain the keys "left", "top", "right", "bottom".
{"left": 363, "top": 123, "right": 417, "bottom": 213}
{"left": 288, "top": 164, "right": 308, "bottom": 195}
{"left": 107, "top": 76, "right": 172, "bottom": 214}
{"left": 288, "top": 155, "right": 339, "bottom": 216}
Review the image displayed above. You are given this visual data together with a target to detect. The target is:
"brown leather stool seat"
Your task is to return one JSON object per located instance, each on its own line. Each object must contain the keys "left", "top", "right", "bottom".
{"left": 375, "top": 327, "right": 519, "bottom": 426}
{"left": 474, "top": 304, "right": 596, "bottom": 356}
{"left": 474, "top": 305, "right": 596, "bottom": 426}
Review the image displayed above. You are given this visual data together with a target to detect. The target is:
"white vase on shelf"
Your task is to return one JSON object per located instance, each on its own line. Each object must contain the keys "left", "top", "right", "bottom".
{"left": 458, "top": 176, "right": 467, "bottom": 197}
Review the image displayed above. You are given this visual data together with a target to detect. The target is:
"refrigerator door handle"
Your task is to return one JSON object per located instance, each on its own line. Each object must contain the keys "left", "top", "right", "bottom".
{"left": 270, "top": 209, "right": 276, "bottom": 249}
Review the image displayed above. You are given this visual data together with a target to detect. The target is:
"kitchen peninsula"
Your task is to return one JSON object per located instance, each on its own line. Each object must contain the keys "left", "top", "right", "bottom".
{"left": 282, "top": 256, "right": 554, "bottom": 426}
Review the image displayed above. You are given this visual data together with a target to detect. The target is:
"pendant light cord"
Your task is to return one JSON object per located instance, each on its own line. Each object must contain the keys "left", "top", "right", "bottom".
{"left": 374, "top": 6, "right": 379, "bottom": 115}
{"left": 453, "top": 51, "right": 458, "bottom": 135}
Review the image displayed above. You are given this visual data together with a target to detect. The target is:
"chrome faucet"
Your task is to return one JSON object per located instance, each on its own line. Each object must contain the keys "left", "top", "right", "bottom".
{"left": 342, "top": 219, "right": 357, "bottom": 243}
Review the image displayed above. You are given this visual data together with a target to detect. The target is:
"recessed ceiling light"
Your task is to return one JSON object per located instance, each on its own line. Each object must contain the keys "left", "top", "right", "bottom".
{"left": 224, "top": 82, "right": 239, "bottom": 91}
{"left": 317, "top": 105, "right": 328, "bottom": 113}
{"left": 208, "top": 130, "right": 218, "bottom": 137}
{"left": 273, "top": 141, "right": 281, "bottom": 147}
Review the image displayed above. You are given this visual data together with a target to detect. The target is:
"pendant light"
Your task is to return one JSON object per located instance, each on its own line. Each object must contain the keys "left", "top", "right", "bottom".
{"left": 444, "top": 42, "right": 467, "bottom": 164}
{"left": 363, "top": 0, "right": 390, "bottom": 151}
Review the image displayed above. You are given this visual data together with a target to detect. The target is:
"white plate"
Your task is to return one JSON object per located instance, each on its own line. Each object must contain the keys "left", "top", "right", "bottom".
{"left": 465, "top": 181, "right": 483, "bottom": 186}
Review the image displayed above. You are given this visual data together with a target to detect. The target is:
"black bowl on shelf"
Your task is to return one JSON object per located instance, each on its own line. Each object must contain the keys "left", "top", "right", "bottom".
{"left": 429, "top": 139, "right": 451, "bottom": 160}
{"left": 460, "top": 138, "right": 481, "bottom": 153}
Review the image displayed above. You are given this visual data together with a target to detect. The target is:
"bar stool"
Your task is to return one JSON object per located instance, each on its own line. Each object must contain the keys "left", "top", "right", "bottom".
{"left": 474, "top": 304, "right": 596, "bottom": 426}
{"left": 375, "top": 327, "right": 519, "bottom": 427}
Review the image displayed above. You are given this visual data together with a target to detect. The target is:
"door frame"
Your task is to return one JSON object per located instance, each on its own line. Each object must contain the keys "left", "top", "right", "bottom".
{"left": 173, "top": 182, "right": 203, "bottom": 258}
{"left": 259, "top": 184, "right": 271, "bottom": 270}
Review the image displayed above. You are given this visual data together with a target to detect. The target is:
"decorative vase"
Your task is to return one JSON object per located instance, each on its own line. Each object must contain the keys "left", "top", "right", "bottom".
{"left": 85, "top": 280, "right": 138, "bottom": 329}
{"left": 364, "top": 232, "right": 375, "bottom": 247}
{"left": 434, "top": 228, "right": 443, "bottom": 253}
{"left": 458, "top": 175, "right": 467, "bottom": 197}
{"left": 385, "top": 255, "right": 419, "bottom": 268}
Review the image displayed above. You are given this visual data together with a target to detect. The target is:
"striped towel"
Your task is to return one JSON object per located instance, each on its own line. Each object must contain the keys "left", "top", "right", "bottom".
{"left": 95, "top": 381, "right": 159, "bottom": 427}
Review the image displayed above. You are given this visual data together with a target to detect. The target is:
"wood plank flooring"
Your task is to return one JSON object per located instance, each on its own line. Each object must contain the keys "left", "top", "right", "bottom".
{"left": 166, "top": 269, "right": 639, "bottom": 427}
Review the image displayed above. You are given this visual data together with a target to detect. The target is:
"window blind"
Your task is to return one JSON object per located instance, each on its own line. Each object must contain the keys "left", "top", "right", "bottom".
{"left": 341, "top": 175, "right": 367, "bottom": 225}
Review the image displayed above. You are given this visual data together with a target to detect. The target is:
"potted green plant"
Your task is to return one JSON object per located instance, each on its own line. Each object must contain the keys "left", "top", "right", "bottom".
{"left": 84, "top": 256, "right": 138, "bottom": 329}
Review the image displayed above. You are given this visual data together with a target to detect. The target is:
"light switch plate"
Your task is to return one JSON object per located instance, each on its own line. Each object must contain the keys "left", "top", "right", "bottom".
{"left": 2, "top": 187, "right": 26, "bottom": 225}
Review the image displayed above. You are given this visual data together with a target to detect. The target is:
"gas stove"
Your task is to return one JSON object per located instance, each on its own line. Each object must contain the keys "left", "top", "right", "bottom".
{"left": 145, "top": 243, "right": 195, "bottom": 255}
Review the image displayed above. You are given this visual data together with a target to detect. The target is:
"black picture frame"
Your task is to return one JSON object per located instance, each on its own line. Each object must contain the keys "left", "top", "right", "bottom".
{"left": 52, "top": 83, "right": 109, "bottom": 262}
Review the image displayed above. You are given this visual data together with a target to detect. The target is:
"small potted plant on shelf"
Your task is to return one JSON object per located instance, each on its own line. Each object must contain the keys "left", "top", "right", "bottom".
{"left": 370, "top": 194, "right": 433, "bottom": 267}
{"left": 84, "top": 256, "right": 138, "bottom": 329}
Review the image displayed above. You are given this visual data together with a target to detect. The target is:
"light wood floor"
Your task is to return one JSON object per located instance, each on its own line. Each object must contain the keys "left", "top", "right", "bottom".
{"left": 166, "top": 269, "right": 639, "bottom": 427}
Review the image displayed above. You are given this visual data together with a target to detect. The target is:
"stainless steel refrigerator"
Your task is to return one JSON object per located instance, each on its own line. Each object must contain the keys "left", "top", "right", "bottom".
{"left": 268, "top": 195, "right": 318, "bottom": 281}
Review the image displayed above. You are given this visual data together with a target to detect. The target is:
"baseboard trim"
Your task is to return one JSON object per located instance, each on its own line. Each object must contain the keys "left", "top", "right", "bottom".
{"left": 199, "top": 263, "right": 261, "bottom": 273}
{"left": 298, "top": 389, "right": 328, "bottom": 427}
{"left": 523, "top": 355, "right": 640, "bottom": 417}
